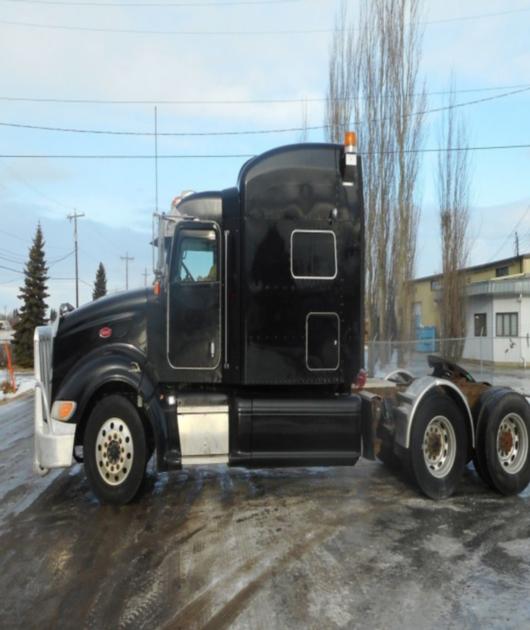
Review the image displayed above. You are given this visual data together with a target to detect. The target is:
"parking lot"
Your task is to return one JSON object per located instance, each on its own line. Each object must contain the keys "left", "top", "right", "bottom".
{"left": 2, "top": 394, "right": 530, "bottom": 629}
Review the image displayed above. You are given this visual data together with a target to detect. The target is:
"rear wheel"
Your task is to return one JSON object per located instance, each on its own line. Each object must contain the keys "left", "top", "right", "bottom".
{"left": 408, "top": 393, "right": 468, "bottom": 499}
{"left": 475, "top": 393, "right": 530, "bottom": 495}
{"left": 84, "top": 395, "right": 148, "bottom": 505}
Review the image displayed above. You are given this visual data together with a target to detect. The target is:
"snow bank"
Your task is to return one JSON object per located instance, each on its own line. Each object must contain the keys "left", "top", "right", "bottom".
{"left": 0, "top": 372, "right": 35, "bottom": 402}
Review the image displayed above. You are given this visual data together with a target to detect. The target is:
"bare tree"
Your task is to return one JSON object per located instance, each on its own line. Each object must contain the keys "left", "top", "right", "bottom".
{"left": 437, "top": 77, "right": 471, "bottom": 360}
{"left": 325, "top": 0, "right": 355, "bottom": 143}
{"left": 388, "top": 0, "right": 426, "bottom": 364}
{"left": 326, "top": 0, "right": 425, "bottom": 372}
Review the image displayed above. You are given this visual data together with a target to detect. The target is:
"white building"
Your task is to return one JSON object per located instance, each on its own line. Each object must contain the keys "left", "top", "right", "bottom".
{"left": 463, "top": 276, "right": 530, "bottom": 366}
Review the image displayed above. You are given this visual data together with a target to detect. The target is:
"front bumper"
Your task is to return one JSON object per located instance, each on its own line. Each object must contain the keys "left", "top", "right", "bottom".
{"left": 34, "top": 326, "right": 75, "bottom": 474}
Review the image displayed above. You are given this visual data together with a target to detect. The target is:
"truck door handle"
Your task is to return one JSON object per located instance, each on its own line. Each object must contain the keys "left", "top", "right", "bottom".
{"left": 209, "top": 341, "right": 215, "bottom": 358}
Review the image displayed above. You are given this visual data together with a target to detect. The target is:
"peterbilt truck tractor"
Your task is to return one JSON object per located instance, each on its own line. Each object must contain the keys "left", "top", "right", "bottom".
{"left": 33, "top": 135, "right": 530, "bottom": 504}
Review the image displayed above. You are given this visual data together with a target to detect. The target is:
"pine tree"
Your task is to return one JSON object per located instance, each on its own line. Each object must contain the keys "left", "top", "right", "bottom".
{"left": 92, "top": 262, "right": 107, "bottom": 300}
{"left": 13, "top": 224, "right": 49, "bottom": 368}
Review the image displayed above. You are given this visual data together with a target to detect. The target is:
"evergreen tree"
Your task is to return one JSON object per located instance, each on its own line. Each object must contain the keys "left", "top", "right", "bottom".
{"left": 92, "top": 262, "right": 107, "bottom": 300}
{"left": 13, "top": 224, "right": 49, "bottom": 368}
{"left": 49, "top": 308, "right": 57, "bottom": 323}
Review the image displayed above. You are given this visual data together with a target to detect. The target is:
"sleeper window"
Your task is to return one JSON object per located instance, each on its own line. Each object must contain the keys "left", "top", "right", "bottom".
{"left": 291, "top": 230, "right": 337, "bottom": 279}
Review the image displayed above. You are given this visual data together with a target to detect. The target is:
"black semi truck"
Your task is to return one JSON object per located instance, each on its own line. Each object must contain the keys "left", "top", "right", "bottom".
{"left": 34, "top": 137, "right": 530, "bottom": 504}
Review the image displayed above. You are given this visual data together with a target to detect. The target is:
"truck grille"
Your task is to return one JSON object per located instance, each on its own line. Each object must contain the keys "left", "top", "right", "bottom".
{"left": 34, "top": 325, "right": 54, "bottom": 412}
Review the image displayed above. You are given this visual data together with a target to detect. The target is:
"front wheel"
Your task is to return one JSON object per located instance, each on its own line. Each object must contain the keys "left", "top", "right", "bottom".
{"left": 84, "top": 394, "right": 148, "bottom": 505}
{"left": 408, "top": 393, "right": 468, "bottom": 500}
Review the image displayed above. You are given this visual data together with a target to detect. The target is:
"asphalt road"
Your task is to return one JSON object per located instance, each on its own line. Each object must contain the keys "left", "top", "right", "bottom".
{"left": 2, "top": 395, "right": 530, "bottom": 629}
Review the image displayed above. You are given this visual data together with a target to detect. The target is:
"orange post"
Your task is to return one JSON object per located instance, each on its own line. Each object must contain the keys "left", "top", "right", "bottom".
{"left": 4, "top": 343, "right": 16, "bottom": 392}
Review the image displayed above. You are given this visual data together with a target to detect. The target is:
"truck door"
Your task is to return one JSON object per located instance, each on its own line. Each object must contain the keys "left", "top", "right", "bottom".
{"left": 167, "top": 223, "right": 221, "bottom": 369}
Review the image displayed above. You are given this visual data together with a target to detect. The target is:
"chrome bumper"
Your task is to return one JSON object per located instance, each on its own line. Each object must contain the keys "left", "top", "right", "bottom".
{"left": 34, "top": 326, "right": 75, "bottom": 474}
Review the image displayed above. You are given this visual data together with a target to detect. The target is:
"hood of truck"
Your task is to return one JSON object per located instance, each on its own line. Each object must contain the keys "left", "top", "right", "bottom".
{"left": 58, "top": 288, "right": 149, "bottom": 338}
{"left": 52, "top": 289, "right": 150, "bottom": 396}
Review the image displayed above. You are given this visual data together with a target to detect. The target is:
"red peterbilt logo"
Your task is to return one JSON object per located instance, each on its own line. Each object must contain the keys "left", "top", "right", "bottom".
{"left": 99, "top": 326, "right": 112, "bottom": 339}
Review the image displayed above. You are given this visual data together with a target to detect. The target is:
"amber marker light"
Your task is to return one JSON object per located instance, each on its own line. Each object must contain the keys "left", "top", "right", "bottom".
{"left": 153, "top": 279, "right": 161, "bottom": 296}
{"left": 51, "top": 400, "right": 77, "bottom": 422}
{"left": 345, "top": 131, "right": 357, "bottom": 148}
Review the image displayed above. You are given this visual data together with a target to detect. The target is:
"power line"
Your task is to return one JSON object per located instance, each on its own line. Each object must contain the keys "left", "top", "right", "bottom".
{"left": 0, "top": 227, "right": 28, "bottom": 242}
{"left": 0, "top": 247, "right": 26, "bottom": 261}
{"left": 0, "top": 263, "right": 24, "bottom": 274}
{"left": 422, "top": 6, "right": 530, "bottom": 25}
{"left": 50, "top": 276, "right": 92, "bottom": 287}
{"left": 0, "top": 276, "right": 20, "bottom": 285}
{"left": 1, "top": 86, "right": 529, "bottom": 137}
{"left": 489, "top": 205, "right": 530, "bottom": 262}
{"left": 0, "top": 153, "right": 254, "bottom": 158}
{"left": 0, "top": 17, "right": 330, "bottom": 35}
{"left": 48, "top": 250, "right": 75, "bottom": 266}
{"left": 0, "top": 159, "right": 74, "bottom": 210}
{"left": 2, "top": 143, "right": 530, "bottom": 159}
{"left": 2, "top": 6, "right": 530, "bottom": 35}
{"left": 3, "top": 0, "right": 299, "bottom": 6}
{"left": 2, "top": 83, "right": 529, "bottom": 105}
{"left": 0, "top": 253, "right": 25, "bottom": 265}
{"left": 0, "top": 249, "right": 72, "bottom": 268}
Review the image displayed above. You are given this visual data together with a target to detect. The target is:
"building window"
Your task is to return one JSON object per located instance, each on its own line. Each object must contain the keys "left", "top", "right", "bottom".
{"left": 496, "top": 312, "right": 518, "bottom": 337}
{"left": 474, "top": 313, "right": 487, "bottom": 337}
{"left": 495, "top": 266, "right": 509, "bottom": 277}
{"left": 430, "top": 279, "right": 442, "bottom": 291}
{"left": 291, "top": 230, "right": 337, "bottom": 279}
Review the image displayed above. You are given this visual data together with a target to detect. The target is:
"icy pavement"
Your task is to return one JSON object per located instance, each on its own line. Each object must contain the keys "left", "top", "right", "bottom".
{"left": 1, "top": 395, "right": 530, "bottom": 629}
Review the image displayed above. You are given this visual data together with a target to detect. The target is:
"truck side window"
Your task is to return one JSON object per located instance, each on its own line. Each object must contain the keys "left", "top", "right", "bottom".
{"left": 291, "top": 230, "right": 337, "bottom": 279}
{"left": 174, "top": 230, "right": 218, "bottom": 284}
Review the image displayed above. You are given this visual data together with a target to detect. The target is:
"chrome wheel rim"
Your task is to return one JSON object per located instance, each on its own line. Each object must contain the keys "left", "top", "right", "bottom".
{"left": 422, "top": 415, "right": 457, "bottom": 479}
{"left": 497, "top": 413, "right": 528, "bottom": 475}
{"left": 95, "top": 417, "right": 134, "bottom": 486}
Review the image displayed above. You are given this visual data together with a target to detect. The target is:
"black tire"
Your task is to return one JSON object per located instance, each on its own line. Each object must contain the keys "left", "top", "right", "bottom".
{"left": 472, "top": 388, "right": 512, "bottom": 489}
{"left": 408, "top": 392, "right": 468, "bottom": 500}
{"left": 84, "top": 395, "right": 148, "bottom": 505}
{"left": 475, "top": 392, "right": 530, "bottom": 496}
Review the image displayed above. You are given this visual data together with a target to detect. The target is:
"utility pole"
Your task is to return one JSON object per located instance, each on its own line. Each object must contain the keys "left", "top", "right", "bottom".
{"left": 67, "top": 211, "right": 85, "bottom": 308}
{"left": 142, "top": 267, "right": 149, "bottom": 287}
{"left": 515, "top": 231, "right": 520, "bottom": 256}
{"left": 120, "top": 252, "right": 134, "bottom": 290}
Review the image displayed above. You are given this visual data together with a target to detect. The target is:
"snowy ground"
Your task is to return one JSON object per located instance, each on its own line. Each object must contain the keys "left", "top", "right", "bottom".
{"left": 0, "top": 372, "right": 35, "bottom": 403}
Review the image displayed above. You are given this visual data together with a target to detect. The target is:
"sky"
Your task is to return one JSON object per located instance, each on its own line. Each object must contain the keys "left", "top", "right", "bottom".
{"left": 0, "top": 0, "right": 530, "bottom": 313}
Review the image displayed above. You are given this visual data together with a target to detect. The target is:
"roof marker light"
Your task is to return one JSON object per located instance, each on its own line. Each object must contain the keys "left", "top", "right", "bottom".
{"left": 345, "top": 131, "right": 357, "bottom": 149}
{"left": 344, "top": 130, "right": 357, "bottom": 168}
